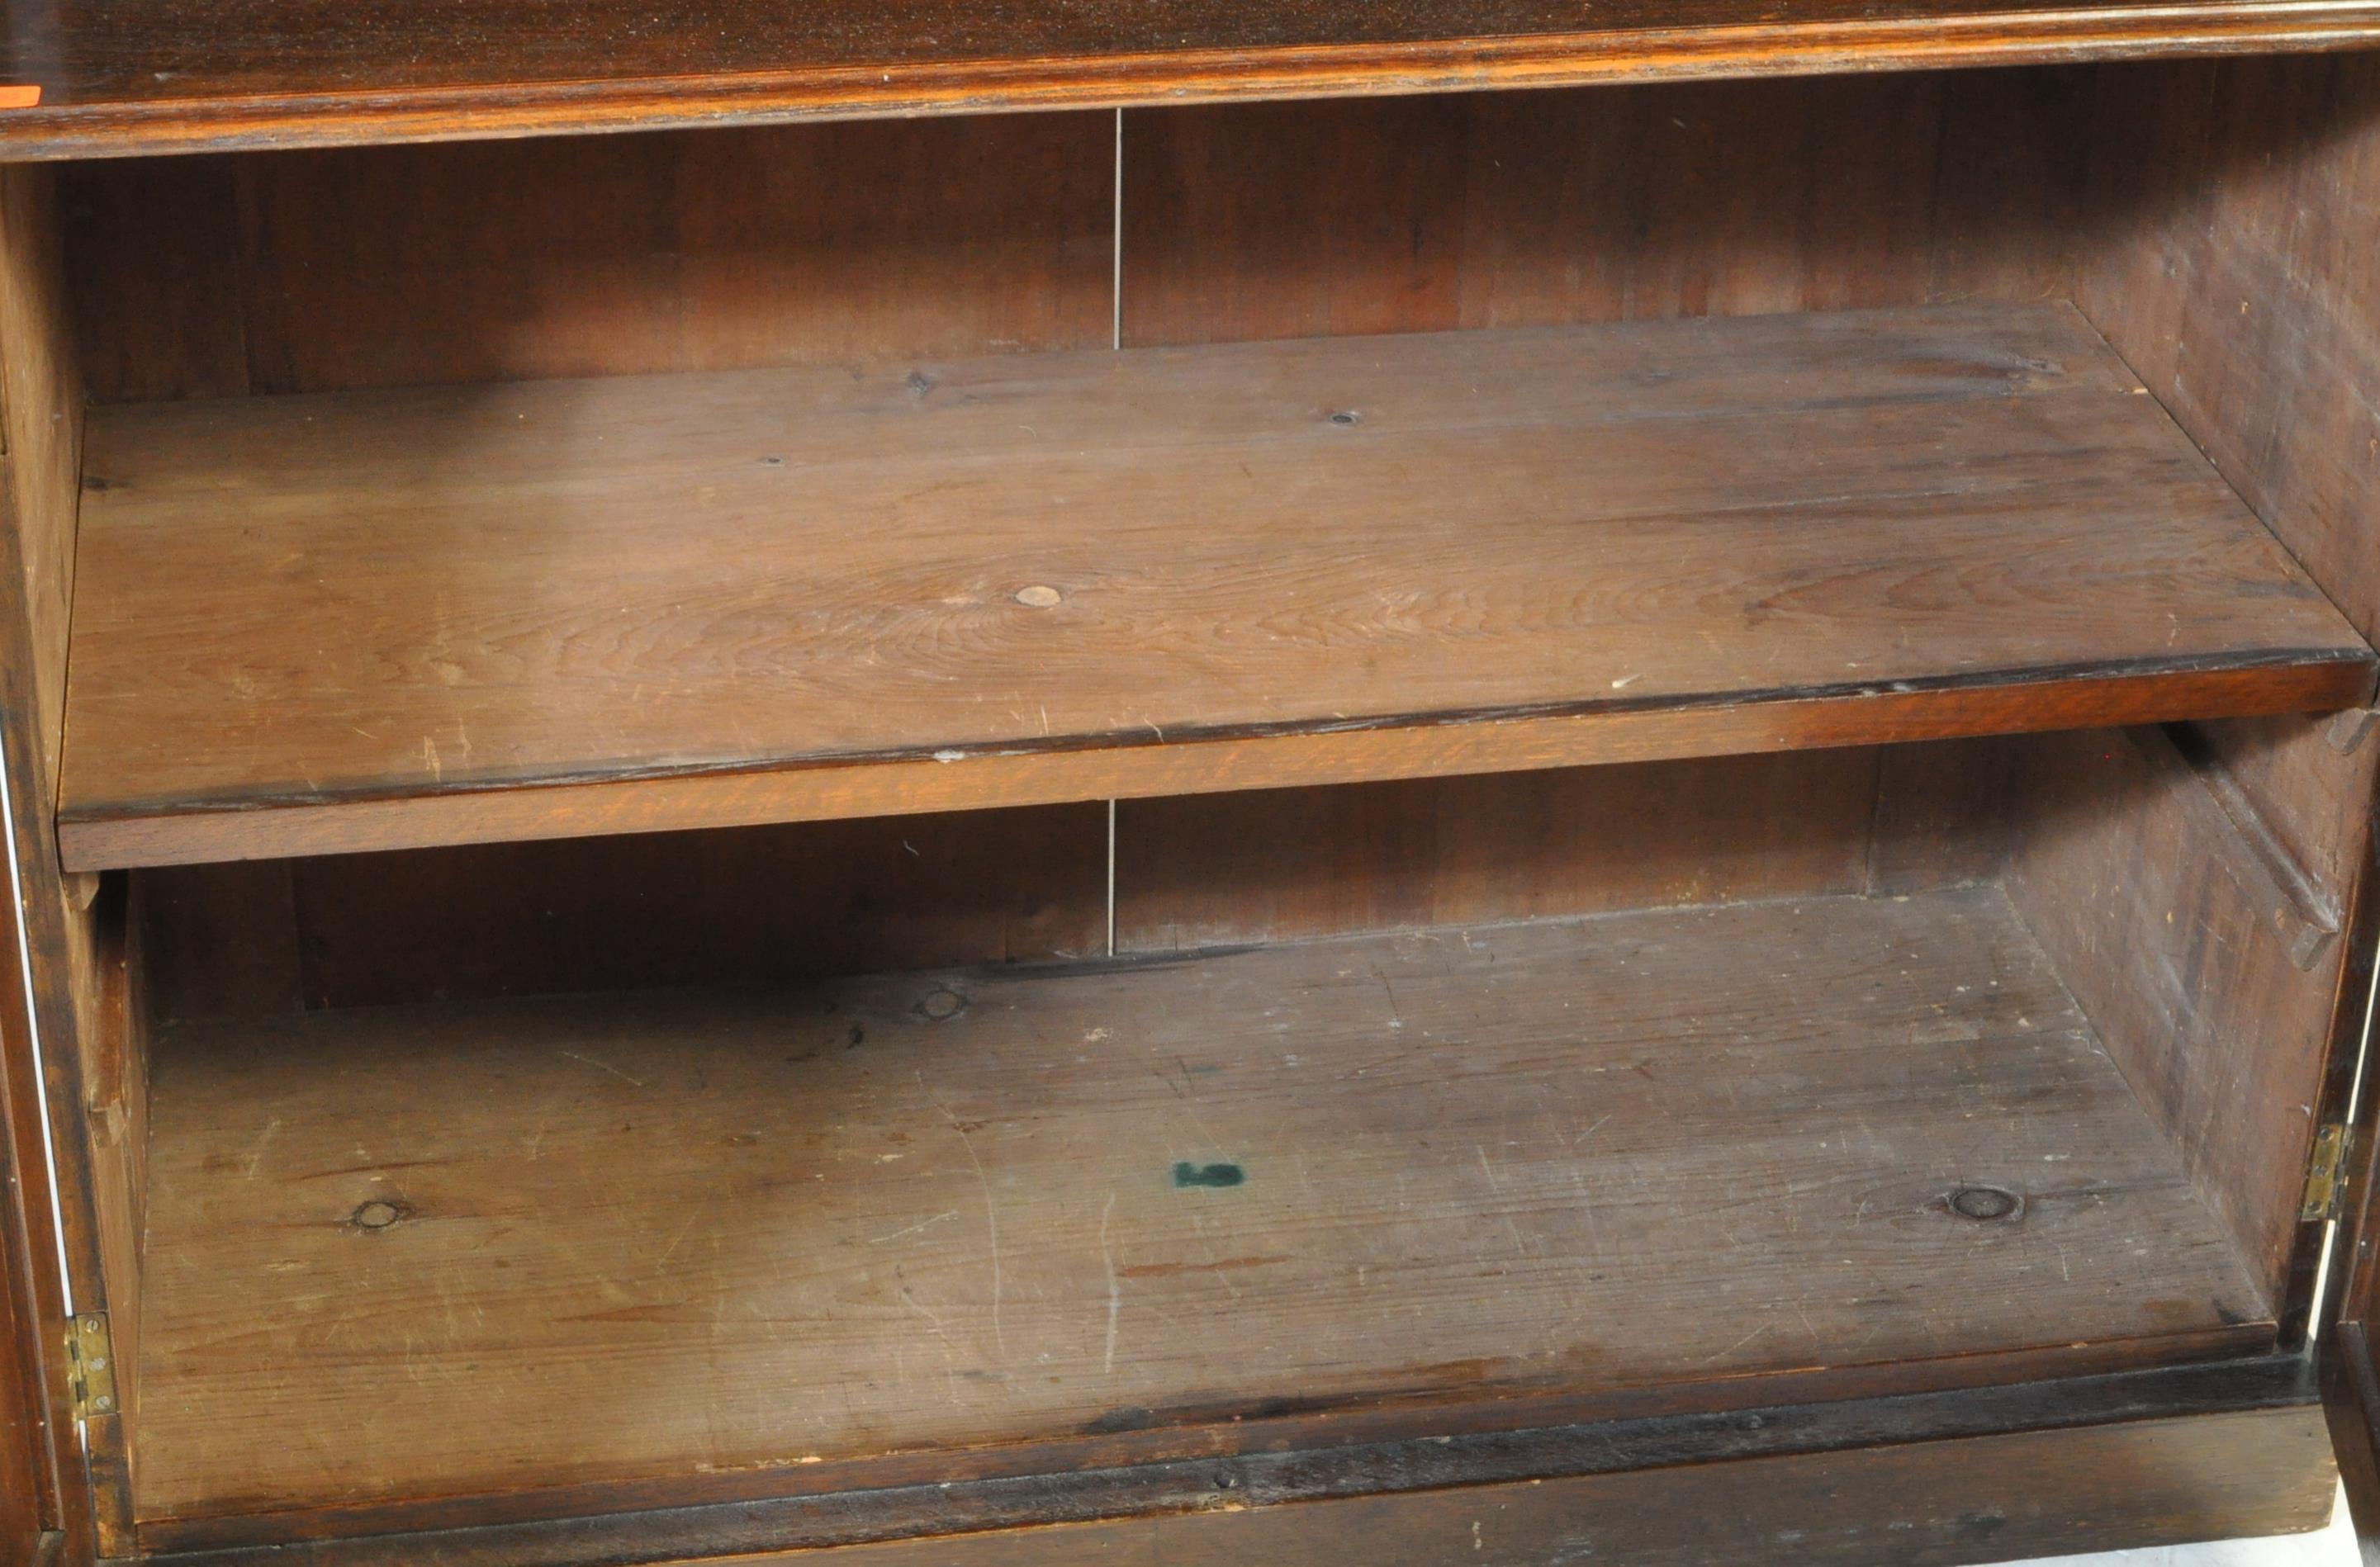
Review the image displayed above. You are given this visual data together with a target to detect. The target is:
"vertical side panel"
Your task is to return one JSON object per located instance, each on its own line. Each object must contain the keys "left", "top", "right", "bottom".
{"left": 1998, "top": 725, "right": 2376, "bottom": 1314}
{"left": 2067, "top": 56, "right": 2380, "bottom": 1337}
{"left": 0, "top": 163, "right": 106, "bottom": 1556}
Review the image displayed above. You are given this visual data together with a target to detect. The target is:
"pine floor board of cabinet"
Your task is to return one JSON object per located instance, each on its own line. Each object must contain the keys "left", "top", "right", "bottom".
{"left": 56, "top": 303, "right": 2373, "bottom": 871}
{"left": 134, "top": 886, "right": 2270, "bottom": 1538}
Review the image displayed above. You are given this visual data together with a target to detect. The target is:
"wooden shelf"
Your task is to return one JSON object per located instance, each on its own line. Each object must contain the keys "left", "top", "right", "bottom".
{"left": 135, "top": 888, "right": 2270, "bottom": 1542}
{"left": 2, "top": 0, "right": 2379, "bottom": 159}
{"left": 58, "top": 304, "right": 2374, "bottom": 872}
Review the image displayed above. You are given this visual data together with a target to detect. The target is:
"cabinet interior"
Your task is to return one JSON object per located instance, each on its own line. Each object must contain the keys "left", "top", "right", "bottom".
{"left": 12, "top": 55, "right": 2379, "bottom": 1556}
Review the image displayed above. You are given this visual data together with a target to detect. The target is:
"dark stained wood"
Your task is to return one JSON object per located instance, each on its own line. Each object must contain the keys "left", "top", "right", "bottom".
{"left": 0, "top": 0, "right": 2378, "bottom": 161}
{"left": 126, "top": 1355, "right": 2333, "bottom": 1563}
{"left": 134, "top": 888, "right": 2269, "bottom": 1534}
{"left": 58, "top": 305, "right": 2375, "bottom": 870}
{"left": 1116, "top": 750, "right": 1875, "bottom": 950}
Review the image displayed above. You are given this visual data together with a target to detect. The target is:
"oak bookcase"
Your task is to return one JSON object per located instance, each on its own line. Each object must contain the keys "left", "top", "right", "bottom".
{"left": 2, "top": 5, "right": 2380, "bottom": 1565}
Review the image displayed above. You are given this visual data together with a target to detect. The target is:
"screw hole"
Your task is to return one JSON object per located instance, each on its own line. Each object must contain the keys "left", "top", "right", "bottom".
{"left": 1946, "top": 1186, "right": 2022, "bottom": 1222}
{"left": 1328, "top": 410, "right": 1361, "bottom": 426}
{"left": 353, "top": 1200, "right": 404, "bottom": 1231}
{"left": 918, "top": 988, "right": 968, "bottom": 1021}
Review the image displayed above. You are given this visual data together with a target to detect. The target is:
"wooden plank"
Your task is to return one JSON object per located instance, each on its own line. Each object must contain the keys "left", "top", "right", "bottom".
{"left": 135, "top": 888, "right": 2271, "bottom": 1532}
{"left": 2, "top": 0, "right": 2379, "bottom": 160}
{"left": 59, "top": 304, "right": 2375, "bottom": 870}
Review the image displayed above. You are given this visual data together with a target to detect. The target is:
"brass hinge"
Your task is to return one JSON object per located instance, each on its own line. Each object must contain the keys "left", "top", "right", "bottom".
{"left": 2302, "top": 1123, "right": 2358, "bottom": 1223}
{"left": 64, "top": 1314, "right": 116, "bottom": 1422}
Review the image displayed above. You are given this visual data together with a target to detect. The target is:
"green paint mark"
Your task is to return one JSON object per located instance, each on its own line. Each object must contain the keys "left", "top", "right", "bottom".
{"left": 1173, "top": 1162, "right": 1245, "bottom": 1189}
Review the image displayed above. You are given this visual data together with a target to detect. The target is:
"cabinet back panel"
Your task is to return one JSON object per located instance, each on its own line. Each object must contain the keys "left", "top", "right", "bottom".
{"left": 1117, "top": 72, "right": 2089, "bottom": 348}
{"left": 1115, "top": 750, "right": 1880, "bottom": 954}
{"left": 62, "top": 114, "right": 1117, "bottom": 402}
{"left": 141, "top": 806, "right": 1111, "bottom": 1020}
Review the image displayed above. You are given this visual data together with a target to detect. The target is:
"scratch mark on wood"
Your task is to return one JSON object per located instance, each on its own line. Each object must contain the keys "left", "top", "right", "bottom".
{"left": 919, "top": 1071, "right": 1005, "bottom": 1356}
{"left": 557, "top": 1049, "right": 646, "bottom": 1087}
{"left": 1101, "top": 1191, "right": 1121, "bottom": 1376}
{"left": 866, "top": 1210, "right": 959, "bottom": 1246}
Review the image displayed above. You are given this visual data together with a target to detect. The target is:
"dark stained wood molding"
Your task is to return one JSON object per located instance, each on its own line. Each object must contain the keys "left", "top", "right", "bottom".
{"left": 126, "top": 1353, "right": 2324, "bottom": 1565}
{"left": 7, "top": 4, "right": 2380, "bottom": 161}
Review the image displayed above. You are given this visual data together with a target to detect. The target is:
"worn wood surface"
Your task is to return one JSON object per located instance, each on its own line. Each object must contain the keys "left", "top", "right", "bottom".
{"left": 59, "top": 304, "right": 2373, "bottom": 869}
{"left": 1, "top": 0, "right": 2377, "bottom": 161}
{"left": 135, "top": 888, "right": 2269, "bottom": 1533}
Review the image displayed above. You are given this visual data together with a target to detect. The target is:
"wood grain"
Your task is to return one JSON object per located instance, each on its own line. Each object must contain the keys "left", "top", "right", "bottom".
{"left": 1115, "top": 750, "right": 1877, "bottom": 950}
{"left": 1119, "top": 73, "right": 2092, "bottom": 348}
{"left": 0, "top": 162, "right": 118, "bottom": 1556}
{"left": 59, "top": 304, "right": 2374, "bottom": 870}
{"left": 2061, "top": 54, "right": 2380, "bottom": 1346}
{"left": 63, "top": 117, "right": 1114, "bottom": 401}
{"left": 1, "top": 0, "right": 2378, "bottom": 160}
{"left": 135, "top": 888, "right": 2270, "bottom": 1530}
{"left": 2000, "top": 725, "right": 2370, "bottom": 1306}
